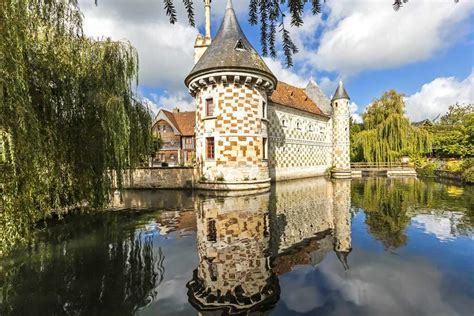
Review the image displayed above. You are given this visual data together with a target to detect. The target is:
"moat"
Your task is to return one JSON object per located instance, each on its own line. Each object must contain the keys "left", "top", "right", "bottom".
{"left": 1, "top": 178, "right": 473, "bottom": 315}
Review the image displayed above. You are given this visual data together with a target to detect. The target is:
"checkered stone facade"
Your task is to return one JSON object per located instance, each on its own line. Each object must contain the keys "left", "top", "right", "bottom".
{"left": 332, "top": 98, "right": 351, "bottom": 170}
{"left": 194, "top": 78, "right": 270, "bottom": 182}
{"left": 267, "top": 103, "right": 333, "bottom": 180}
{"left": 188, "top": 192, "right": 279, "bottom": 312}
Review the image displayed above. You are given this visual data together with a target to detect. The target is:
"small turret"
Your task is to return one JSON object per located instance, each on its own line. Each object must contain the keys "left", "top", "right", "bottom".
{"left": 331, "top": 81, "right": 351, "bottom": 178}
{"left": 194, "top": 0, "right": 212, "bottom": 63}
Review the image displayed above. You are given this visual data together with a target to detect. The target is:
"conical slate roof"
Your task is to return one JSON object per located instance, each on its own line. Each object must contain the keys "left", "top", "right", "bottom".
{"left": 331, "top": 80, "right": 350, "bottom": 101}
{"left": 185, "top": 0, "right": 276, "bottom": 87}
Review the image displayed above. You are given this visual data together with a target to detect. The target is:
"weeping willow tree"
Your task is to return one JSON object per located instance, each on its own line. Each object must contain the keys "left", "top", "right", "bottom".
{"left": 353, "top": 90, "right": 431, "bottom": 163}
{"left": 0, "top": 1, "right": 152, "bottom": 256}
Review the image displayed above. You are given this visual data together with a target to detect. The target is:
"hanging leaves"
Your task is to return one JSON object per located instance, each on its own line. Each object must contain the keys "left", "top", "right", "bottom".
{"left": 163, "top": 0, "right": 177, "bottom": 24}
{"left": 0, "top": 0, "right": 152, "bottom": 256}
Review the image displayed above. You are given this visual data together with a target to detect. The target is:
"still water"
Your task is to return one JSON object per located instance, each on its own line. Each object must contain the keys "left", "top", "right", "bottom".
{"left": 1, "top": 178, "right": 473, "bottom": 315}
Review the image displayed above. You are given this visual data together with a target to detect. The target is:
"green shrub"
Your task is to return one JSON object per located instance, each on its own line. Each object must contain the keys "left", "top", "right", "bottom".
{"left": 409, "top": 155, "right": 427, "bottom": 168}
{"left": 444, "top": 160, "right": 463, "bottom": 172}
{"left": 216, "top": 176, "right": 225, "bottom": 182}
{"left": 416, "top": 162, "right": 437, "bottom": 177}
{"left": 462, "top": 158, "right": 474, "bottom": 170}
{"left": 161, "top": 162, "right": 168, "bottom": 167}
{"left": 461, "top": 167, "right": 474, "bottom": 184}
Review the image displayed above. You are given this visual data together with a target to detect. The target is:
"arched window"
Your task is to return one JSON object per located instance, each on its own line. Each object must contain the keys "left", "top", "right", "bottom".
{"left": 296, "top": 121, "right": 301, "bottom": 130}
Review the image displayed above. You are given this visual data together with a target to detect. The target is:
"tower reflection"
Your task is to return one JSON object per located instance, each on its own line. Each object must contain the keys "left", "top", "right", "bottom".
{"left": 187, "top": 178, "right": 352, "bottom": 314}
{"left": 187, "top": 192, "right": 280, "bottom": 315}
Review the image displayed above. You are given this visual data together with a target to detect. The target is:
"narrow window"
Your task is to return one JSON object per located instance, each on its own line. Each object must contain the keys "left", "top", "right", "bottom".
{"left": 262, "top": 101, "right": 267, "bottom": 119}
{"left": 282, "top": 119, "right": 287, "bottom": 127}
{"left": 206, "top": 98, "right": 214, "bottom": 117}
{"left": 296, "top": 121, "right": 301, "bottom": 130}
{"left": 207, "top": 219, "right": 216, "bottom": 242}
{"left": 262, "top": 137, "right": 268, "bottom": 160}
{"left": 206, "top": 137, "right": 215, "bottom": 160}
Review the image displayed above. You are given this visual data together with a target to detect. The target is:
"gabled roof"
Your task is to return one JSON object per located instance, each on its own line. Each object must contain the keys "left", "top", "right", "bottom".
{"left": 269, "top": 81, "right": 328, "bottom": 117}
{"left": 305, "top": 79, "right": 332, "bottom": 115}
{"left": 173, "top": 111, "right": 195, "bottom": 136}
{"left": 185, "top": 0, "right": 276, "bottom": 86}
{"left": 155, "top": 110, "right": 196, "bottom": 136}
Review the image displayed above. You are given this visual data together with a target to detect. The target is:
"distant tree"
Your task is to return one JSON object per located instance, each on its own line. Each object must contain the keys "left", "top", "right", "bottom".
{"left": 351, "top": 90, "right": 431, "bottom": 163}
{"left": 428, "top": 104, "right": 474, "bottom": 158}
{"left": 349, "top": 117, "right": 363, "bottom": 162}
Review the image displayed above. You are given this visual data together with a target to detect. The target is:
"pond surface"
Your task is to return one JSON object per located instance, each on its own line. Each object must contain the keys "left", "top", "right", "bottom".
{"left": 1, "top": 178, "right": 473, "bottom": 315}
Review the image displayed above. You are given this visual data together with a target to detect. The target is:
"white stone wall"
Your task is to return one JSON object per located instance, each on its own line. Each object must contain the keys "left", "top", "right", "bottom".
{"left": 267, "top": 102, "right": 333, "bottom": 180}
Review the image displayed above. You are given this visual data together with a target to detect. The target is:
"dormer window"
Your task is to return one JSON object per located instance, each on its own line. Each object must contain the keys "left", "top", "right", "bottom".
{"left": 234, "top": 39, "right": 246, "bottom": 51}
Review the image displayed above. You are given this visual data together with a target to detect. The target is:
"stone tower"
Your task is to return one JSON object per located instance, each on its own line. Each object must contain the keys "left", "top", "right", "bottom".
{"left": 331, "top": 81, "right": 351, "bottom": 178}
{"left": 185, "top": 0, "right": 277, "bottom": 190}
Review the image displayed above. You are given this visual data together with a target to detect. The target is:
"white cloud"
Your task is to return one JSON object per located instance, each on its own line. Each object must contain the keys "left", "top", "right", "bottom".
{"left": 405, "top": 70, "right": 474, "bottom": 122}
{"left": 289, "top": 0, "right": 474, "bottom": 76}
{"left": 144, "top": 91, "right": 195, "bottom": 117}
{"left": 80, "top": 3, "right": 197, "bottom": 92}
{"left": 349, "top": 102, "right": 363, "bottom": 123}
{"left": 263, "top": 57, "right": 309, "bottom": 87}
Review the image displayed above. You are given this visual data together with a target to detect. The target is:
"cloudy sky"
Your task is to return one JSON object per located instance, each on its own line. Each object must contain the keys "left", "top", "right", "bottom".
{"left": 78, "top": 0, "right": 474, "bottom": 122}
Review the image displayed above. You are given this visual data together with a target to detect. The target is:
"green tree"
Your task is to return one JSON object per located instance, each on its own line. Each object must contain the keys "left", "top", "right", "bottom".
{"left": 352, "top": 90, "right": 431, "bottom": 163}
{"left": 428, "top": 104, "right": 474, "bottom": 158}
{"left": 0, "top": 0, "right": 151, "bottom": 255}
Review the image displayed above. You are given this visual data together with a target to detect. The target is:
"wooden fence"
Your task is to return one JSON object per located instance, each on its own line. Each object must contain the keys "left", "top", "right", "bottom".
{"left": 351, "top": 162, "right": 415, "bottom": 169}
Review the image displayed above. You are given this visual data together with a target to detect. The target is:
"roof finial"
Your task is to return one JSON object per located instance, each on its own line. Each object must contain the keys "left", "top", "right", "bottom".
{"left": 226, "top": 0, "right": 233, "bottom": 10}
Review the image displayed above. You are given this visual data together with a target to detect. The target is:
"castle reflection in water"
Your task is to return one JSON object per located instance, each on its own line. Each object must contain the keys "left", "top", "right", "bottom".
{"left": 187, "top": 178, "right": 352, "bottom": 315}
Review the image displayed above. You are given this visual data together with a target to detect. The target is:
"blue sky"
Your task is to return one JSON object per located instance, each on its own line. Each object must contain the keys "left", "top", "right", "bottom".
{"left": 78, "top": 0, "right": 474, "bottom": 122}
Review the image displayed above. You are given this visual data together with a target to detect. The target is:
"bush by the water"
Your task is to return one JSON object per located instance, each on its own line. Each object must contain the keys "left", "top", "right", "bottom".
{"left": 461, "top": 158, "right": 474, "bottom": 184}
{"left": 416, "top": 162, "right": 437, "bottom": 177}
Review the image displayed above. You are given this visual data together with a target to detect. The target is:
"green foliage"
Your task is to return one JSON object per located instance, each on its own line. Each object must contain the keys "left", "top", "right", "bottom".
{"left": 349, "top": 118, "right": 363, "bottom": 162}
{"left": 461, "top": 167, "right": 474, "bottom": 184}
{"left": 461, "top": 158, "right": 474, "bottom": 184}
{"left": 428, "top": 104, "right": 474, "bottom": 158}
{"left": 417, "top": 162, "right": 437, "bottom": 177}
{"left": 0, "top": 0, "right": 151, "bottom": 256}
{"left": 444, "top": 160, "right": 463, "bottom": 173}
{"left": 351, "top": 90, "right": 432, "bottom": 163}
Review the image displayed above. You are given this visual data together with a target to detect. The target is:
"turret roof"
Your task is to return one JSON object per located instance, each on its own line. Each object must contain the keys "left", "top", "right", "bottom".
{"left": 185, "top": 0, "right": 276, "bottom": 86}
{"left": 332, "top": 80, "right": 350, "bottom": 101}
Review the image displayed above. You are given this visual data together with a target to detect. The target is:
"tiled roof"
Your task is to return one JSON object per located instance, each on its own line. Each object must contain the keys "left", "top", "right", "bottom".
{"left": 162, "top": 110, "right": 180, "bottom": 130}
{"left": 270, "top": 81, "right": 327, "bottom": 117}
{"left": 173, "top": 111, "right": 196, "bottom": 136}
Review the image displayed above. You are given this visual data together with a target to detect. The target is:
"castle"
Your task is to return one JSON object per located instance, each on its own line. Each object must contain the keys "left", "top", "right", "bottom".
{"left": 153, "top": 0, "right": 351, "bottom": 190}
